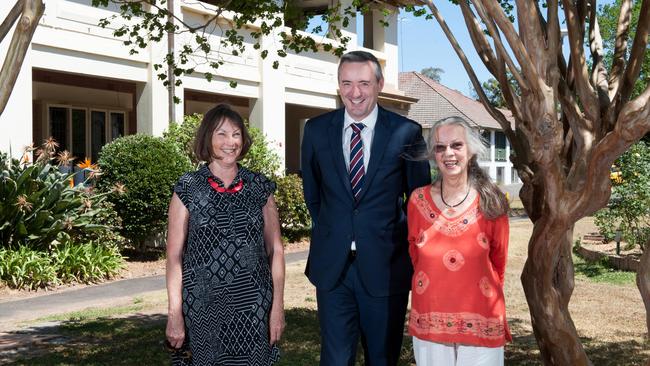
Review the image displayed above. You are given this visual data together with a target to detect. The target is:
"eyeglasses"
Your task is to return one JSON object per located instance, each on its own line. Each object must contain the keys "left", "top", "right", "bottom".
{"left": 433, "top": 142, "right": 465, "bottom": 153}
{"left": 164, "top": 339, "right": 192, "bottom": 360}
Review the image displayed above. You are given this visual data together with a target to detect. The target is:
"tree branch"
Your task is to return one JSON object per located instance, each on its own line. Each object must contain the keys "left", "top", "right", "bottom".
{"left": 458, "top": 0, "right": 497, "bottom": 76}
{"left": 471, "top": 0, "right": 524, "bottom": 116}
{"left": 607, "top": 0, "right": 632, "bottom": 99}
{"left": 479, "top": 0, "right": 541, "bottom": 92}
{"left": 0, "top": 0, "right": 23, "bottom": 44}
{"left": 614, "top": 0, "right": 650, "bottom": 109}
{"left": 0, "top": 0, "right": 44, "bottom": 116}
{"left": 561, "top": 0, "right": 600, "bottom": 123}
{"left": 587, "top": 0, "right": 611, "bottom": 116}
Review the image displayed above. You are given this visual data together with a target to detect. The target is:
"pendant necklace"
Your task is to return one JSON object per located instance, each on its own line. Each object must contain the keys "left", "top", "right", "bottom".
{"left": 440, "top": 178, "right": 470, "bottom": 214}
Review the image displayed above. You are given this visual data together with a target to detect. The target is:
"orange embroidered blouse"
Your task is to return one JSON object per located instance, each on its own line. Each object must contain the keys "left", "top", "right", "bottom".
{"left": 407, "top": 186, "right": 511, "bottom": 348}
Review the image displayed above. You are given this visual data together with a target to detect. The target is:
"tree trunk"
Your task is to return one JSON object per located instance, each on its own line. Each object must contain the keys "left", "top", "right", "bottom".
{"left": 637, "top": 238, "right": 650, "bottom": 337}
{"left": 521, "top": 216, "right": 592, "bottom": 365}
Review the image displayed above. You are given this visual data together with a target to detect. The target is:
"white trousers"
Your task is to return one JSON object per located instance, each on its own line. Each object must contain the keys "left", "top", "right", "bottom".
{"left": 412, "top": 336, "right": 504, "bottom": 366}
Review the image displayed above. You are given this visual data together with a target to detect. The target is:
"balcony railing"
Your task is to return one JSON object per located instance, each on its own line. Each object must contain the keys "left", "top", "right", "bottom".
{"left": 495, "top": 148, "right": 507, "bottom": 161}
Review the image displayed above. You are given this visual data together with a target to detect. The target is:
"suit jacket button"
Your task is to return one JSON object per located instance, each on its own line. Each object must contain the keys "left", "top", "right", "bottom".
{"left": 354, "top": 209, "right": 359, "bottom": 215}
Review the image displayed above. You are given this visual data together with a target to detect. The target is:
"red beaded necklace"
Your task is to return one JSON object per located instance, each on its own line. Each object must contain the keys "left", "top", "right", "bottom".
{"left": 207, "top": 177, "right": 244, "bottom": 193}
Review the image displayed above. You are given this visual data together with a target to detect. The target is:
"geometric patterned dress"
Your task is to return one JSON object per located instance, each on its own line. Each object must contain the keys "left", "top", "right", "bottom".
{"left": 171, "top": 164, "right": 280, "bottom": 365}
{"left": 406, "top": 186, "right": 511, "bottom": 348}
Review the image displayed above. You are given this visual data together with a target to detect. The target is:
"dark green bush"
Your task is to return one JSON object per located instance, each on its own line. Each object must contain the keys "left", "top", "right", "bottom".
{"left": 163, "top": 114, "right": 202, "bottom": 164}
{"left": 275, "top": 174, "right": 310, "bottom": 242}
{"left": 96, "top": 134, "right": 192, "bottom": 250}
{"left": 0, "top": 144, "right": 110, "bottom": 251}
{"left": 595, "top": 141, "right": 650, "bottom": 250}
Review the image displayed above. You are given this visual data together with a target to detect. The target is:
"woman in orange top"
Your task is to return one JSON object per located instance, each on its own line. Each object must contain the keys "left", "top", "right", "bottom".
{"left": 407, "top": 116, "right": 511, "bottom": 365}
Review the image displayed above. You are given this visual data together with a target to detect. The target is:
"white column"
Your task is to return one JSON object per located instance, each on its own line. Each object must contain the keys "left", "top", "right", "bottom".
{"left": 249, "top": 28, "right": 285, "bottom": 173}
{"left": 136, "top": 2, "right": 177, "bottom": 136}
{"left": 337, "top": 0, "right": 358, "bottom": 47}
{"left": 375, "top": 7, "right": 399, "bottom": 90}
{"left": 0, "top": 2, "right": 33, "bottom": 158}
{"left": 489, "top": 130, "right": 496, "bottom": 181}
{"left": 505, "top": 139, "right": 512, "bottom": 183}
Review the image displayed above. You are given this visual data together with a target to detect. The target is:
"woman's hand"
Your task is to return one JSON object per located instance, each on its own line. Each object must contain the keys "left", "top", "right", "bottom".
{"left": 166, "top": 311, "right": 185, "bottom": 349}
{"left": 269, "top": 303, "right": 285, "bottom": 345}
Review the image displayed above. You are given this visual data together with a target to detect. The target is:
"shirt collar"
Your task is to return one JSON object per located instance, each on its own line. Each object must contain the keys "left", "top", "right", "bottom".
{"left": 344, "top": 104, "right": 379, "bottom": 131}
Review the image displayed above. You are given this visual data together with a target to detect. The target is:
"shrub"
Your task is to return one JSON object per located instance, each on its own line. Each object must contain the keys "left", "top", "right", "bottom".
{"left": 52, "top": 241, "right": 124, "bottom": 283}
{"left": 0, "top": 143, "right": 110, "bottom": 251}
{"left": 163, "top": 114, "right": 281, "bottom": 178}
{"left": 163, "top": 114, "right": 202, "bottom": 164}
{"left": 96, "top": 134, "right": 192, "bottom": 250}
{"left": 275, "top": 174, "right": 310, "bottom": 242}
{"left": 595, "top": 141, "right": 650, "bottom": 250}
{"left": 0, "top": 246, "right": 58, "bottom": 289}
{"left": 0, "top": 242, "right": 124, "bottom": 290}
{"left": 241, "top": 126, "right": 281, "bottom": 179}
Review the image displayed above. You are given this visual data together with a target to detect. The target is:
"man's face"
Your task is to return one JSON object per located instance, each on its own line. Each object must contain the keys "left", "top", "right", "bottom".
{"left": 338, "top": 61, "right": 384, "bottom": 121}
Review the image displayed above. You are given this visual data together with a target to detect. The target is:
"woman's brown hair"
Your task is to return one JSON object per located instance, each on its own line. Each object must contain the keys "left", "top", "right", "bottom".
{"left": 193, "top": 104, "right": 252, "bottom": 162}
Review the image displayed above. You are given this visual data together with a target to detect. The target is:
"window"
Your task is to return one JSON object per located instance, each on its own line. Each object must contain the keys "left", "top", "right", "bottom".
{"left": 479, "top": 130, "right": 491, "bottom": 161}
{"left": 511, "top": 167, "right": 520, "bottom": 183}
{"left": 495, "top": 131, "right": 507, "bottom": 161}
{"left": 47, "top": 105, "right": 127, "bottom": 163}
{"left": 496, "top": 166, "right": 505, "bottom": 184}
{"left": 49, "top": 107, "right": 68, "bottom": 153}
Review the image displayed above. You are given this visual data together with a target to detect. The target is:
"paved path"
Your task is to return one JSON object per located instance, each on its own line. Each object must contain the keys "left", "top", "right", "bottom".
{"left": 0, "top": 250, "right": 308, "bottom": 329}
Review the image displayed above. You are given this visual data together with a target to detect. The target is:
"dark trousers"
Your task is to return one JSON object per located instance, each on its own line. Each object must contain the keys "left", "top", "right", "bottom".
{"left": 316, "top": 256, "right": 409, "bottom": 366}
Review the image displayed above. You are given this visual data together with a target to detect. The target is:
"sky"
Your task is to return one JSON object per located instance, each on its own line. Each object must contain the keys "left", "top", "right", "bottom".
{"left": 397, "top": 3, "right": 493, "bottom": 97}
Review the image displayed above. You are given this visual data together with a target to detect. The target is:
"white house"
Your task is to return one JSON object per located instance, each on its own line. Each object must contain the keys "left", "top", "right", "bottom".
{"left": 399, "top": 72, "right": 519, "bottom": 185}
{"left": 0, "top": 0, "right": 419, "bottom": 174}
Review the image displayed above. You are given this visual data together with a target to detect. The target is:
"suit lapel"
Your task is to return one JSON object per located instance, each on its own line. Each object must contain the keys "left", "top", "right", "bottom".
{"left": 328, "top": 110, "right": 354, "bottom": 200}
{"left": 356, "top": 107, "right": 391, "bottom": 203}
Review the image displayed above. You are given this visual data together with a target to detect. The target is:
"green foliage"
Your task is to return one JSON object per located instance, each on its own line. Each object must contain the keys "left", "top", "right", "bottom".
{"left": 71, "top": 200, "right": 127, "bottom": 249}
{"left": 275, "top": 174, "right": 310, "bottom": 241}
{"left": 595, "top": 141, "right": 650, "bottom": 250}
{"left": 96, "top": 134, "right": 192, "bottom": 249}
{"left": 0, "top": 241, "right": 124, "bottom": 290}
{"left": 52, "top": 242, "right": 124, "bottom": 284}
{"left": 163, "top": 114, "right": 202, "bottom": 164}
{"left": 240, "top": 124, "right": 281, "bottom": 179}
{"left": 0, "top": 246, "right": 58, "bottom": 289}
{"left": 0, "top": 146, "right": 109, "bottom": 251}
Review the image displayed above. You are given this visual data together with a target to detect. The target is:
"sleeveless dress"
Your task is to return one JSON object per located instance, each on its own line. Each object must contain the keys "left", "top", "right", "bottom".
{"left": 172, "top": 165, "right": 280, "bottom": 365}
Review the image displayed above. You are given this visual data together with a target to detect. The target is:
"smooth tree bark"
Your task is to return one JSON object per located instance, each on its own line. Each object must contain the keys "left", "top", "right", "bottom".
{"left": 0, "top": 0, "right": 44, "bottom": 116}
{"left": 422, "top": 0, "right": 650, "bottom": 364}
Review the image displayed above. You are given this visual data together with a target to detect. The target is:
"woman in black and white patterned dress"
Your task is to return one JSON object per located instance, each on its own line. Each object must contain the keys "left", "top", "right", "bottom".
{"left": 165, "top": 104, "right": 285, "bottom": 365}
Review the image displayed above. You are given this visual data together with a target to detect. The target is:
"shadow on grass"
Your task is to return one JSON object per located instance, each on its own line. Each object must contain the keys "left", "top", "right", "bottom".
{"left": 7, "top": 309, "right": 648, "bottom": 365}
{"left": 506, "top": 317, "right": 650, "bottom": 365}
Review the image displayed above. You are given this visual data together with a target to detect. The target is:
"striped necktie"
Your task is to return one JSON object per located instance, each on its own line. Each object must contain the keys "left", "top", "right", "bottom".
{"left": 349, "top": 123, "right": 366, "bottom": 201}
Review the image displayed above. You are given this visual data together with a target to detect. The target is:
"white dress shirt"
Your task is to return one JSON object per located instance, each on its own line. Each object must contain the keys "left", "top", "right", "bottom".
{"left": 342, "top": 104, "right": 378, "bottom": 251}
{"left": 342, "top": 105, "right": 378, "bottom": 172}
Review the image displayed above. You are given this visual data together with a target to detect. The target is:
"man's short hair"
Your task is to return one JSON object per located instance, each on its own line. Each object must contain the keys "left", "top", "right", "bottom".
{"left": 338, "top": 50, "right": 383, "bottom": 82}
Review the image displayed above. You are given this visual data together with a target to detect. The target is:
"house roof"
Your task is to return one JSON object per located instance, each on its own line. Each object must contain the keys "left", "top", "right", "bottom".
{"left": 398, "top": 72, "right": 514, "bottom": 130}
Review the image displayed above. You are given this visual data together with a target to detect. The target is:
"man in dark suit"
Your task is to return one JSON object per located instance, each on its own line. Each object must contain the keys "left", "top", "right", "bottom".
{"left": 301, "top": 50, "right": 431, "bottom": 365}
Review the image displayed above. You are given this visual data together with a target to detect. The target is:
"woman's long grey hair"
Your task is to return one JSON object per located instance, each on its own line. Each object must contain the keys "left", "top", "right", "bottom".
{"left": 427, "top": 116, "right": 509, "bottom": 219}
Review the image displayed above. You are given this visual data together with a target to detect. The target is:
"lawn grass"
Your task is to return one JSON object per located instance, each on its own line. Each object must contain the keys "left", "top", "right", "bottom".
{"left": 573, "top": 254, "right": 637, "bottom": 285}
{"left": 7, "top": 305, "right": 649, "bottom": 365}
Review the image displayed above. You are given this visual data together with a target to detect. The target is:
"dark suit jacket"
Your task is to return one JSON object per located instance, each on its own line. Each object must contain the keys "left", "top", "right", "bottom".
{"left": 301, "top": 106, "right": 431, "bottom": 297}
